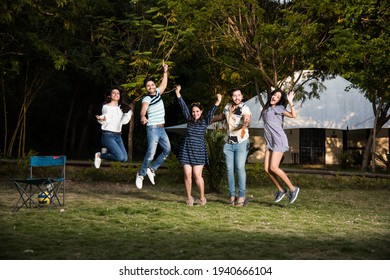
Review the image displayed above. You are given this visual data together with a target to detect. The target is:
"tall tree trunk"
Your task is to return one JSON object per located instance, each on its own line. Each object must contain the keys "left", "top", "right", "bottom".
{"left": 372, "top": 122, "right": 377, "bottom": 173}
{"left": 63, "top": 92, "right": 75, "bottom": 155}
{"left": 7, "top": 103, "right": 25, "bottom": 157}
{"left": 1, "top": 77, "right": 8, "bottom": 154}
{"left": 18, "top": 105, "right": 27, "bottom": 157}
{"left": 371, "top": 98, "right": 383, "bottom": 172}
{"left": 361, "top": 132, "right": 374, "bottom": 172}
{"left": 6, "top": 63, "right": 52, "bottom": 157}
{"left": 68, "top": 109, "right": 79, "bottom": 158}
{"left": 76, "top": 103, "right": 94, "bottom": 158}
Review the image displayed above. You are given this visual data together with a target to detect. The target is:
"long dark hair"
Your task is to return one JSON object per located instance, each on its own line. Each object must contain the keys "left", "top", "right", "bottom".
{"left": 260, "top": 88, "right": 287, "bottom": 120}
{"left": 105, "top": 86, "right": 132, "bottom": 113}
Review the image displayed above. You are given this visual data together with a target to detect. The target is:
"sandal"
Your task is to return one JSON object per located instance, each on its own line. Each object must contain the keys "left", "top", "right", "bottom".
{"left": 235, "top": 197, "right": 250, "bottom": 207}
{"left": 186, "top": 196, "right": 194, "bottom": 206}
{"left": 228, "top": 197, "right": 236, "bottom": 206}
{"left": 198, "top": 197, "right": 207, "bottom": 206}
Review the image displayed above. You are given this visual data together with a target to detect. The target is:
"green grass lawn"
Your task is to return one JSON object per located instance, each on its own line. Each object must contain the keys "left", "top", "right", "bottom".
{"left": 0, "top": 164, "right": 389, "bottom": 260}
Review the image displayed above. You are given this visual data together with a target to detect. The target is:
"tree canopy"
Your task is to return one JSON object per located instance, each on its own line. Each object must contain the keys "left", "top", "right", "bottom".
{"left": 1, "top": 0, "right": 389, "bottom": 171}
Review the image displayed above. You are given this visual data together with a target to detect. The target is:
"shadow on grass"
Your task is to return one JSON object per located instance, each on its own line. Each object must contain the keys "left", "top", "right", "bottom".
{"left": 1, "top": 221, "right": 389, "bottom": 260}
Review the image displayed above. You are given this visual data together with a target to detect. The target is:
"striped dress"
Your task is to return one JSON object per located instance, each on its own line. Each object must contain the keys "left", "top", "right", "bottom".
{"left": 177, "top": 97, "right": 218, "bottom": 166}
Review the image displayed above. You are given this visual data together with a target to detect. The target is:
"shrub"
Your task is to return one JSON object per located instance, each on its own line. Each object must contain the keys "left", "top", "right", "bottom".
{"left": 246, "top": 161, "right": 267, "bottom": 185}
{"left": 350, "top": 150, "right": 363, "bottom": 168}
{"left": 338, "top": 151, "right": 351, "bottom": 169}
{"left": 204, "top": 130, "right": 226, "bottom": 193}
{"left": 164, "top": 153, "right": 182, "bottom": 181}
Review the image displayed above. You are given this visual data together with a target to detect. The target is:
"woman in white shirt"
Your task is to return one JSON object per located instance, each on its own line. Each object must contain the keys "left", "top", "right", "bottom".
{"left": 94, "top": 86, "right": 133, "bottom": 169}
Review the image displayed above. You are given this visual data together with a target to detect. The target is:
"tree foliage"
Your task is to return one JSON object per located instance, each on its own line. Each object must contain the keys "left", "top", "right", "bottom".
{"left": 0, "top": 0, "right": 389, "bottom": 170}
{"left": 172, "top": 0, "right": 336, "bottom": 104}
{"left": 321, "top": 0, "right": 390, "bottom": 171}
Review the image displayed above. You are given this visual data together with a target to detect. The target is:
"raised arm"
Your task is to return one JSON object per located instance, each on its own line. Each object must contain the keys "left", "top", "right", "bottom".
{"left": 215, "top": 93, "right": 222, "bottom": 107}
{"left": 283, "top": 90, "right": 297, "bottom": 118}
{"left": 158, "top": 63, "right": 169, "bottom": 94}
{"left": 175, "top": 84, "right": 182, "bottom": 98}
{"left": 205, "top": 94, "right": 222, "bottom": 125}
{"left": 175, "top": 85, "right": 191, "bottom": 120}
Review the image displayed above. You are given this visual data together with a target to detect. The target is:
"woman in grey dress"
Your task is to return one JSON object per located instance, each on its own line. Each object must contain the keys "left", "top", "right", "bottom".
{"left": 261, "top": 89, "right": 300, "bottom": 203}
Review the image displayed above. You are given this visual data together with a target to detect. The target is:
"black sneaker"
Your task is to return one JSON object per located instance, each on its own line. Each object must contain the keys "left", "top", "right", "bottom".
{"left": 289, "top": 186, "right": 300, "bottom": 203}
{"left": 274, "top": 189, "right": 287, "bottom": 203}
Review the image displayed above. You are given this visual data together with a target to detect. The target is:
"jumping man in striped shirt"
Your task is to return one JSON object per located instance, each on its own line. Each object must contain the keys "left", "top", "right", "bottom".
{"left": 136, "top": 63, "right": 171, "bottom": 189}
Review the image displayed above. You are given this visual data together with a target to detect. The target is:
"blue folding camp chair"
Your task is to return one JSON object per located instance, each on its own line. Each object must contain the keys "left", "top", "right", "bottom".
{"left": 11, "top": 155, "right": 66, "bottom": 212}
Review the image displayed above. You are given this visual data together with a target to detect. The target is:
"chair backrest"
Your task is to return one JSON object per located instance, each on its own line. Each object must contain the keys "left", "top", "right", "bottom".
{"left": 30, "top": 156, "right": 66, "bottom": 167}
{"left": 29, "top": 156, "right": 66, "bottom": 179}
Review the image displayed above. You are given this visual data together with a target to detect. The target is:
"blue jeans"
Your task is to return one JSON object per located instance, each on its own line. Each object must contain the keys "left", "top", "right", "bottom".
{"left": 223, "top": 139, "right": 249, "bottom": 198}
{"left": 101, "top": 131, "right": 128, "bottom": 162}
{"left": 139, "top": 126, "right": 171, "bottom": 176}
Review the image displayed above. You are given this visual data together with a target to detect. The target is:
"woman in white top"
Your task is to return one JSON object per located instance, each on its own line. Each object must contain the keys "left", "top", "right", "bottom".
{"left": 94, "top": 86, "right": 133, "bottom": 169}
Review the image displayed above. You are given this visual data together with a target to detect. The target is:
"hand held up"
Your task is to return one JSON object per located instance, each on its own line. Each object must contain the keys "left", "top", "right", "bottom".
{"left": 215, "top": 94, "right": 222, "bottom": 106}
{"left": 175, "top": 85, "right": 181, "bottom": 97}
{"left": 162, "top": 60, "right": 168, "bottom": 73}
{"left": 287, "top": 90, "right": 295, "bottom": 103}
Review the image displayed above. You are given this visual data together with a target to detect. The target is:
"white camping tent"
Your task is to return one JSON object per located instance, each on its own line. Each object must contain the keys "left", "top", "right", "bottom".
{"left": 248, "top": 74, "right": 390, "bottom": 130}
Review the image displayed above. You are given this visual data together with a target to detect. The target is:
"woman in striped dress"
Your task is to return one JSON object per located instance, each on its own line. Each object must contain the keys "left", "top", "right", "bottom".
{"left": 175, "top": 85, "right": 222, "bottom": 206}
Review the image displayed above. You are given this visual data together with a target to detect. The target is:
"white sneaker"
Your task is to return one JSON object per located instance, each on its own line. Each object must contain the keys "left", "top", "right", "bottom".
{"left": 135, "top": 173, "right": 144, "bottom": 189}
{"left": 94, "top": 152, "right": 101, "bottom": 169}
{"left": 101, "top": 148, "right": 107, "bottom": 154}
{"left": 146, "top": 168, "right": 155, "bottom": 185}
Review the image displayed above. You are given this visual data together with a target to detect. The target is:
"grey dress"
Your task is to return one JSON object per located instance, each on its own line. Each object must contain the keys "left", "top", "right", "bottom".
{"left": 263, "top": 105, "right": 289, "bottom": 152}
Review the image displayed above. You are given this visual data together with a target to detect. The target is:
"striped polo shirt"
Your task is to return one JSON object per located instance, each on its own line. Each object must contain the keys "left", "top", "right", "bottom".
{"left": 141, "top": 88, "right": 165, "bottom": 126}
